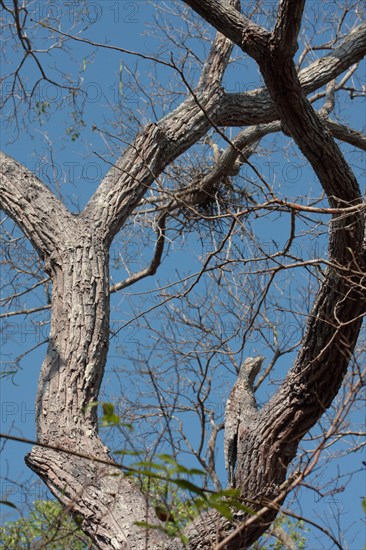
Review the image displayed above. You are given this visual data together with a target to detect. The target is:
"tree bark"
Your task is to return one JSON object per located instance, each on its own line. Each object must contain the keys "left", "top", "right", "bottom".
{"left": 177, "top": 1, "right": 366, "bottom": 547}
{"left": 1, "top": 2, "right": 365, "bottom": 547}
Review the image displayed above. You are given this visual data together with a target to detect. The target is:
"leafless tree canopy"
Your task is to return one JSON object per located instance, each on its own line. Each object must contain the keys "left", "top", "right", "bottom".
{"left": 0, "top": 0, "right": 365, "bottom": 548}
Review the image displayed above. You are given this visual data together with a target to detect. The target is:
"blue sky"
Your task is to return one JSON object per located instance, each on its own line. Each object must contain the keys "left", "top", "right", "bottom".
{"left": 1, "top": 1, "right": 365, "bottom": 548}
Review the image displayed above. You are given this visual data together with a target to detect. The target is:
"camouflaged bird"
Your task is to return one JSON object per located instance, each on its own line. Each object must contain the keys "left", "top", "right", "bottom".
{"left": 224, "top": 356, "right": 264, "bottom": 487}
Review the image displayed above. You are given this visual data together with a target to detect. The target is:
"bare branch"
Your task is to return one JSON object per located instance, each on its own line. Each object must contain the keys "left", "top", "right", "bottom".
{"left": 110, "top": 213, "right": 167, "bottom": 293}
{"left": 197, "top": 0, "right": 240, "bottom": 88}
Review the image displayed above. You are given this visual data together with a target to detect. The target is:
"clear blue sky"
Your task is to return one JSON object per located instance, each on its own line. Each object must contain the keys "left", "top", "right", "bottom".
{"left": 1, "top": 2, "right": 365, "bottom": 548}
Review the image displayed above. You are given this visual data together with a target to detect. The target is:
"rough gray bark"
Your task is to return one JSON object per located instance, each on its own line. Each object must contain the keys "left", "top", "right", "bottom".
{"left": 224, "top": 357, "right": 264, "bottom": 488}
{"left": 1, "top": 1, "right": 365, "bottom": 548}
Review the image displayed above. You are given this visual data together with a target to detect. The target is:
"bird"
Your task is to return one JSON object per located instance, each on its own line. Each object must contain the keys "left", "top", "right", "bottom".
{"left": 224, "top": 356, "right": 264, "bottom": 487}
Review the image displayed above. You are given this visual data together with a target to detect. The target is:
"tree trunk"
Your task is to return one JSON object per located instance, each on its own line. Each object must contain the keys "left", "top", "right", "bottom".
{"left": 25, "top": 234, "right": 173, "bottom": 548}
{"left": 1, "top": 2, "right": 365, "bottom": 546}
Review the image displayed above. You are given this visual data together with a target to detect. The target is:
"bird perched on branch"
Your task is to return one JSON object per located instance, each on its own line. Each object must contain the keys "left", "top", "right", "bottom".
{"left": 224, "top": 356, "right": 264, "bottom": 487}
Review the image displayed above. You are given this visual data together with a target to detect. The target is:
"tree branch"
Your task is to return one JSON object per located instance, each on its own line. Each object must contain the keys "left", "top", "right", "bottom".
{"left": 81, "top": 16, "right": 237, "bottom": 243}
{"left": 178, "top": 4, "right": 366, "bottom": 547}
{"left": 272, "top": 0, "right": 306, "bottom": 57}
{"left": 324, "top": 119, "right": 366, "bottom": 151}
{"left": 0, "top": 151, "right": 75, "bottom": 262}
{"left": 217, "top": 22, "right": 366, "bottom": 126}
{"left": 181, "top": 0, "right": 270, "bottom": 60}
{"left": 110, "top": 213, "right": 166, "bottom": 293}
{"left": 197, "top": 0, "right": 239, "bottom": 88}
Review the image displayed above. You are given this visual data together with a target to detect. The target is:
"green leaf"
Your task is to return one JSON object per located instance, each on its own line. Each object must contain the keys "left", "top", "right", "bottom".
{"left": 102, "top": 402, "right": 115, "bottom": 415}
{"left": 172, "top": 464, "right": 205, "bottom": 476}
{"left": 218, "top": 488, "right": 241, "bottom": 497}
{"left": 171, "top": 479, "right": 204, "bottom": 495}
{"left": 101, "top": 402, "right": 120, "bottom": 425}
{"left": 193, "top": 496, "right": 208, "bottom": 509}
{"left": 0, "top": 500, "right": 93, "bottom": 549}
{"left": 134, "top": 521, "right": 160, "bottom": 529}
{"left": 114, "top": 449, "right": 139, "bottom": 456}
{"left": 84, "top": 400, "right": 99, "bottom": 411}
{"left": 209, "top": 501, "right": 233, "bottom": 519}
{"left": 156, "top": 453, "right": 176, "bottom": 464}
{"left": 185, "top": 468, "right": 205, "bottom": 476}
{"left": 132, "top": 460, "right": 167, "bottom": 471}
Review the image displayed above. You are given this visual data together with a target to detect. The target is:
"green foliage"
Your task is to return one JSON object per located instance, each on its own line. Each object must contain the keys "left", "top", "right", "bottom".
{"left": 33, "top": 100, "right": 51, "bottom": 126}
{"left": 132, "top": 453, "right": 254, "bottom": 542}
{"left": 35, "top": 100, "right": 50, "bottom": 116}
{"left": 100, "top": 401, "right": 121, "bottom": 426}
{"left": 86, "top": 404, "right": 308, "bottom": 545}
{"left": 86, "top": 401, "right": 133, "bottom": 430}
{"left": 133, "top": 453, "right": 204, "bottom": 540}
{"left": 0, "top": 499, "right": 94, "bottom": 549}
{"left": 85, "top": 404, "right": 257, "bottom": 541}
{"left": 65, "top": 111, "right": 85, "bottom": 142}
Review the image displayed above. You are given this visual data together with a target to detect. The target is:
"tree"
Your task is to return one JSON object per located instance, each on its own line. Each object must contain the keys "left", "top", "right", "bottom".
{"left": 0, "top": 498, "right": 308, "bottom": 550}
{"left": 0, "top": 0, "right": 365, "bottom": 548}
{"left": 0, "top": 499, "right": 95, "bottom": 549}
